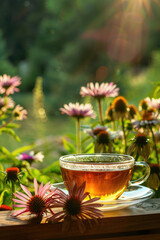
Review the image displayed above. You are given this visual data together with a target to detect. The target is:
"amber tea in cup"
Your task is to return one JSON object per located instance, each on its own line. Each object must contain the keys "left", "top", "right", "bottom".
{"left": 59, "top": 154, "right": 150, "bottom": 200}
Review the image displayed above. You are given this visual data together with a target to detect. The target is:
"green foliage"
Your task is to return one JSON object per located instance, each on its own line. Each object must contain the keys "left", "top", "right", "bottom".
{"left": 0, "top": 0, "right": 159, "bottom": 207}
{"left": 42, "top": 160, "right": 61, "bottom": 175}
{"left": 0, "top": 128, "right": 21, "bottom": 142}
{"left": 12, "top": 144, "right": 35, "bottom": 156}
{"left": 62, "top": 138, "right": 76, "bottom": 154}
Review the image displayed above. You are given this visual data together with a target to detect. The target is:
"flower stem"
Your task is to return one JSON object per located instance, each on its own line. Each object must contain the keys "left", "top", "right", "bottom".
{"left": 135, "top": 152, "right": 139, "bottom": 161}
{"left": 0, "top": 118, "right": 14, "bottom": 129}
{"left": 97, "top": 98, "right": 104, "bottom": 125}
{"left": 121, "top": 117, "right": 127, "bottom": 152}
{"left": 149, "top": 126, "right": 159, "bottom": 164}
{"left": 76, "top": 118, "right": 81, "bottom": 153}
{"left": 112, "top": 121, "right": 116, "bottom": 131}
{"left": 11, "top": 181, "right": 15, "bottom": 210}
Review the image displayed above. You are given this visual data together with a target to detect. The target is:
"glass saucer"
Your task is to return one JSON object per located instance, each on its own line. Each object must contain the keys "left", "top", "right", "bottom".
{"left": 52, "top": 182, "right": 154, "bottom": 212}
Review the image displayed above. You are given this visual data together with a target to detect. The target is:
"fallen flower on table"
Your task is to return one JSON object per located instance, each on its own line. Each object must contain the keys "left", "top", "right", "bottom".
{"left": 12, "top": 178, "right": 56, "bottom": 217}
{"left": 46, "top": 181, "right": 103, "bottom": 233}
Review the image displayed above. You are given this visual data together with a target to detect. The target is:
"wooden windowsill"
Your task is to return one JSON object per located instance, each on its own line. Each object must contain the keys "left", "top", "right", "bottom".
{"left": 0, "top": 199, "right": 160, "bottom": 240}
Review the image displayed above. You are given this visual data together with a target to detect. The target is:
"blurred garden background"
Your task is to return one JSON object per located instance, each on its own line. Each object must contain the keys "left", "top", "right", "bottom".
{"left": 1, "top": 0, "right": 160, "bottom": 168}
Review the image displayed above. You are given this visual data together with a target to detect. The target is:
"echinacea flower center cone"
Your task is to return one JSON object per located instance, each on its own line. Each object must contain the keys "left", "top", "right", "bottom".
{"left": 2, "top": 82, "right": 12, "bottom": 89}
{"left": 113, "top": 97, "right": 127, "bottom": 113}
{"left": 129, "top": 105, "right": 138, "bottom": 118}
{"left": 6, "top": 167, "right": 19, "bottom": 181}
{"left": 97, "top": 131, "right": 110, "bottom": 145}
{"left": 140, "top": 100, "right": 148, "bottom": 110}
{"left": 64, "top": 197, "right": 81, "bottom": 216}
{"left": 28, "top": 195, "right": 46, "bottom": 215}
{"left": 135, "top": 134, "right": 148, "bottom": 146}
{"left": 93, "top": 128, "right": 104, "bottom": 135}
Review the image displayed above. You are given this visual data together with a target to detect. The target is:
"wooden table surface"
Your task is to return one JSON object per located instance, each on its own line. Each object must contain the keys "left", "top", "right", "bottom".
{"left": 0, "top": 199, "right": 160, "bottom": 240}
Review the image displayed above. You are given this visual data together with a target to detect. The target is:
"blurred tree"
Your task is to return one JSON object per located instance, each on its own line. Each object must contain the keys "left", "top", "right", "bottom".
{"left": 0, "top": 0, "right": 159, "bottom": 111}
{"left": 0, "top": 0, "right": 45, "bottom": 64}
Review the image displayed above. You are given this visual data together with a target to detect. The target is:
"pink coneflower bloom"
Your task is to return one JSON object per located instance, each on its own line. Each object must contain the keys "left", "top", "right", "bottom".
{"left": 80, "top": 82, "right": 119, "bottom": 99}
{"left": 145, "top": 97, "right": 160, "bottom": 111}
{"left": 60, "top": 102, "right": 96, "bottom": 119}
{"left": 0, "top": 97, "right": 14, "bottom": 112}
{"left": 132, "top": 116, "right": 160, "bottom": 129}
{"left": 0, "top": 74, "right": 21, "bottom": 96}
{"left": 47, "top": 182, "right": 103, "bottom": 232}
{"left": 12, "top": 104, "right": 27, "bottom": 120}
{"left": 17, "top": 151, "right": 44, "bottom": 164}
{"left": 12, "top": 178, "right": 55, "bottom": 217}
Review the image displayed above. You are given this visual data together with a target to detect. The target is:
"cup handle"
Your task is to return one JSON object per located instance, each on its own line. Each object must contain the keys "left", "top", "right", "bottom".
{"left": 129, "top": 161, "right": 150, "bottom": 186}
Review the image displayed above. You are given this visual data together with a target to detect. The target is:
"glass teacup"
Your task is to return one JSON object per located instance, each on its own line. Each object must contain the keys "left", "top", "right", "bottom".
{"left": 59, "top": 153, "right": 150, "bottom": 200}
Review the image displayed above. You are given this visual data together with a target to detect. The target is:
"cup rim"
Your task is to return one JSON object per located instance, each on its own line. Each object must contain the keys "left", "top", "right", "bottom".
{"left": 59, "top": 153, "right": 134, "bottom": 165}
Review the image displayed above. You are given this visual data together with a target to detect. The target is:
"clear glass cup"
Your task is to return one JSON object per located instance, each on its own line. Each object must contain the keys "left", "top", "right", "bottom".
{"left": 59, "top": 153, "right": 150, "bottom": 200}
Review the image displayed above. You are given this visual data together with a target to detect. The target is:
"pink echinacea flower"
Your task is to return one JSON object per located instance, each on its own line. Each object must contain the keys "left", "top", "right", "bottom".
{"left": 80, "top": 82, "right": 119, "bottom": 99}
{"left": 12, "top": 178, "right": 55, "bottom": 217}
{"left": 47, "top": 182, "right": 103, "bottom": 232}
{"left": 60, "top": 102, "right": 96, "bottom": 119}
{"left": 0, "top": 74, "right": 21, "bottom": 95}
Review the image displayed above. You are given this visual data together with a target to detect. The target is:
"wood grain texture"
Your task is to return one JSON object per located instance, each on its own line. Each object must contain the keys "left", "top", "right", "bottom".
{"left": 0, "top": 199, "right": 160, "bottom": 240}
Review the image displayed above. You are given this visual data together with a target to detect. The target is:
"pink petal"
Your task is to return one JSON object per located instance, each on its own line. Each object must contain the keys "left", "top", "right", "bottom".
{"left": 77, "top": 182, "right": 86, "bottom": 199}
{"left": 40, "top": 182, "right": 51, "bottom": 197}
{"left": 34, "top": 178, "right": 38, "bottom": 195}
{"left": 82, "top": 197, "right": 100, "bottom": 204}
{"left": 38, "top": 182, "right": 43, "bottom": 195}
{"left": 13, "top": 204, "right": 27, "bottom": 208}
{"left": 12, "top": 208, "right": 29, "bottom": 217}
{"left": 13, "top": 193, "right": 28, "bottom": 202}
{"left": 12, "top": 199, "right": 26, "bottom": 204}
{"left": 16, "top": 191, "right": 30, "bottom": 200}
{"left": 20, "top": 184, "right": 32, "bottom": 198}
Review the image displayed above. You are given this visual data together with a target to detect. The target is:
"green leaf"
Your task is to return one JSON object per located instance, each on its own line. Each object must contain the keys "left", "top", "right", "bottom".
{"left": 31, "top": 168, "right": 41, "bottom": 178}
{"left": 12, "top": 144, "right": 35, "bottom": 156}
{"left": 65, "top": 134, "right": 76, "bottom": 142}
{"left": 5, "top": 123, "right": 20, "bottom": 129}
{"left": 3, "top": 190, "right": 12, "bottom": 206}
{"left": 153, "top": 86, "right": 160, "bottom": 98}
{"left": 0, "top": 155, "right": 15, "bottom": 163}
{"left": 83, "top": 142, "right": 94, "bottom": 153}
{"left": 62, "top": 138, "right": 76, "bottom": 154}
{"left": 0, "top": 128, "right": 20, "bottom": 142}
{"left": 0, "top": 146, "right": 11, "bottom": 156}
{"left": 81, "top": 135, "right": 91, "bottom": 144}
{"left": 0, "top": 190, "right": 6, "bottom": 205}
{"left": 49, "top": 173, "right": 63, "bottom": 183}
{"left": 0, "top": 163, "right": 4, "bottom": 172}
{"left": 38, "top": 175, "right": 50, "bottom": 184}
{"left": 42, "top": 160, "right": 61, "bottom": 174}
